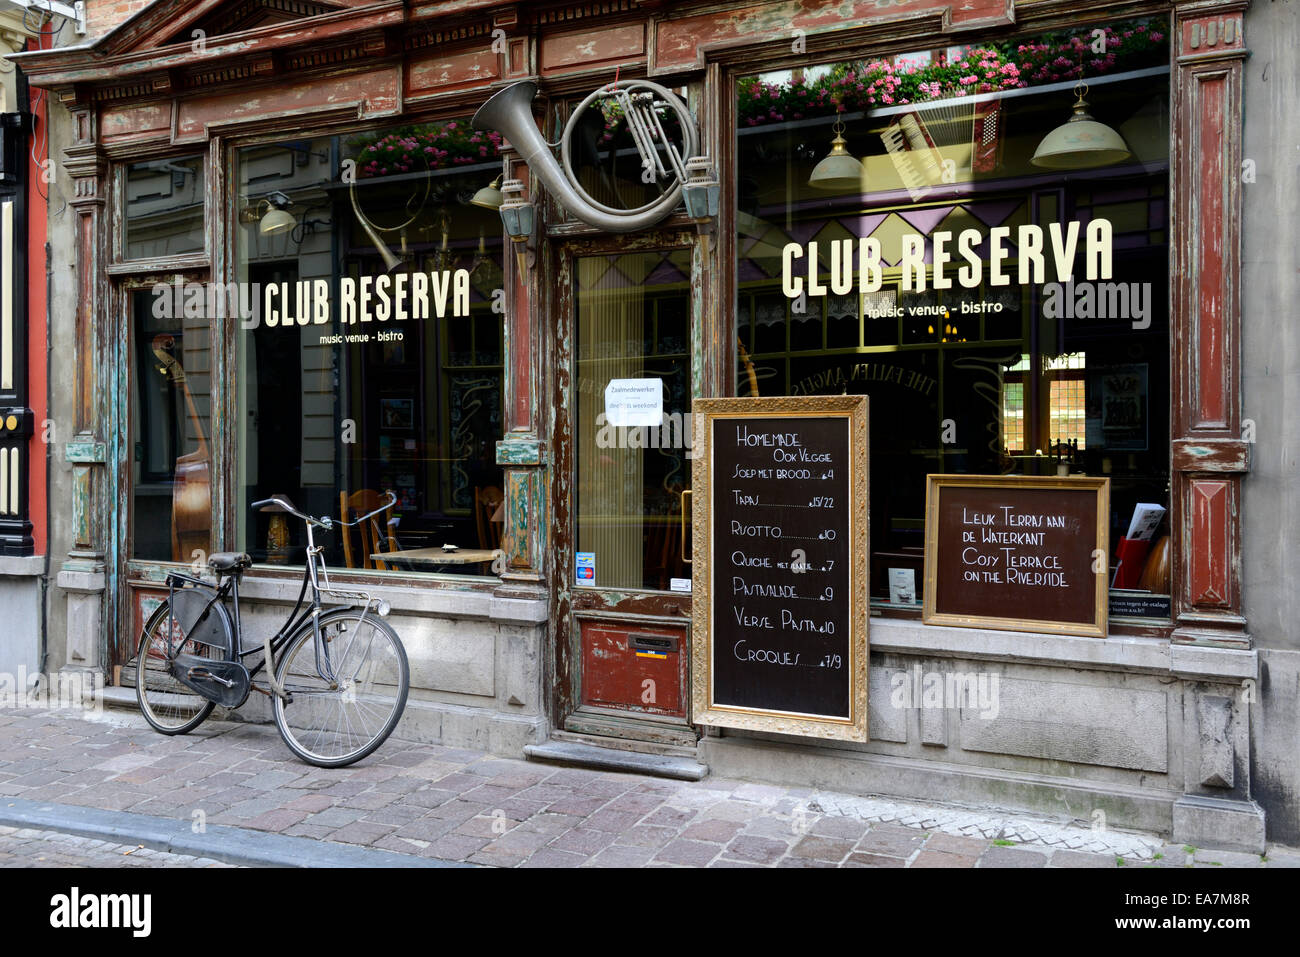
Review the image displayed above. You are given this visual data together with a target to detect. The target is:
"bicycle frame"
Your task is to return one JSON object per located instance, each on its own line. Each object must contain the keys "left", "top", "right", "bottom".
{"left": 159, "top": 516, "right": 387, "bottom": 695}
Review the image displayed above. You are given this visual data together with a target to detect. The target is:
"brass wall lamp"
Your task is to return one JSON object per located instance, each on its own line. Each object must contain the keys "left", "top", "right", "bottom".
{"left": 239, "top": 190, "right": 297, "bottom": 235}
{"left": 470, "top": 175, "right": 504, "bottom": 210}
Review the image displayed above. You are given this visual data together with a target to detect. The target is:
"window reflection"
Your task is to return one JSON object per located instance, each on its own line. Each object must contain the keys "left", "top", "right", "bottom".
{"left": 576, "top": 250, "right": 693, "bottom": 591}
{"left": 124, "top": 156, "right": 206, "bottom": 260}
{"left": 235, "top": 122, "right": 506, "bottom": 574}
{"left": 735, "top": 18, "right": 1172, "bottom": 608}
{"left": 130, "top": 289, "right": 212, "bottom": 561}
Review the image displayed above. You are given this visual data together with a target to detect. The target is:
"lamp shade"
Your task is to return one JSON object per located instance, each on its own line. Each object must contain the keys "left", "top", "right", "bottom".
{"left": 808, "top": 131, "right": 865, "bottom": 192}
{"left": 1031, "top": 89, "right": 1132, "bottom": 170}
{"left": 259, "top": 206, "right": 297, "bottom": 235}
{"left": 470, "top": 177, "right": 504, "bottom": 210}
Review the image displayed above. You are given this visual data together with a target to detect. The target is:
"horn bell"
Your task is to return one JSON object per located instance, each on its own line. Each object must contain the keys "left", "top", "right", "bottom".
{"left": 473, "top": 80, "right": 683, "bottom": 233}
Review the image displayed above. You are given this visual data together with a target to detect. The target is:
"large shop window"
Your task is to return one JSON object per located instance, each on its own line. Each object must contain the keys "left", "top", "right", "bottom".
{"left": 234, "top": 122, "right": 506, "bottom": 575}
{"left": 733, "top": 18, "right": 1172, "bottom": 618}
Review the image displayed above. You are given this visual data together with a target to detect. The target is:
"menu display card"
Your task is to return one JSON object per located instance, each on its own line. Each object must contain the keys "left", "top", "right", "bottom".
{"left": 922, "top": 475, "right": 1110, "bottom": 638}
{"left": 691, "top": 396, "right": 868, "bottom": 742}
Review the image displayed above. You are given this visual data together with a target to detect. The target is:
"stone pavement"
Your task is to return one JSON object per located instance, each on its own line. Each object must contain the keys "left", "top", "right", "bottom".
{"left": 0, "top": 705, "right": 1295, "bottom": 869}
{"left": 0, "top": 825, "right": 238, "bottom": 867}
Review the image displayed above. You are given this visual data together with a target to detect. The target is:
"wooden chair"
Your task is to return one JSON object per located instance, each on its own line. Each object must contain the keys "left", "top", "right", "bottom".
{"left": 474, "top": 485, "right": 504, "bottom": 552}
{"left": 339, "top": 489, "right": 398, "bottom": 570}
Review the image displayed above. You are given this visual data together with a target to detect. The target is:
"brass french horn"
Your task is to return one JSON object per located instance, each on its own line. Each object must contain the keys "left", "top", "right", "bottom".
{"left": 472, "top": 79, "right": 699, "bottom": 233}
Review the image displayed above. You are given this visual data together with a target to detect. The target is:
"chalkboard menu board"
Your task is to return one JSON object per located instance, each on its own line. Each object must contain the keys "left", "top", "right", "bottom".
{"left": 923, "top": 475, "right": 1110, "bottom": 638}
{"left": 691, "top": 396, "right": 868, "bottom": 742}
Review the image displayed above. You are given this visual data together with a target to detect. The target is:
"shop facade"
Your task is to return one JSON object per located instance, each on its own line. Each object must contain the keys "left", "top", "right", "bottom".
{"left": 15, "top": 0, "right": 1299, "bottom": 850}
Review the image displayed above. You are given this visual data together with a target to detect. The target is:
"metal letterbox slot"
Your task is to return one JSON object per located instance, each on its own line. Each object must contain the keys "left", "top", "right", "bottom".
{"left": 628, "top": 633, "right": 677, "bottom": 653}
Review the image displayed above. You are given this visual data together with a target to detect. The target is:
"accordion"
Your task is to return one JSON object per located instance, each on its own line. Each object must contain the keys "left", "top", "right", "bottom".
{"left": 880, "top": 95, "right": 1003, "bottom": 201}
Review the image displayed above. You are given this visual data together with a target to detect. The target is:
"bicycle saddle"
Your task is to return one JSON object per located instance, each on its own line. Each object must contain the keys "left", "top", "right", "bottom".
{"left": 208, "top": 552, "right": 252, "bottom": 572}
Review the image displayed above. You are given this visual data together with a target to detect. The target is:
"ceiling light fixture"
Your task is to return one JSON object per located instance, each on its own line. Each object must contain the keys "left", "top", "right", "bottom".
{"left": 1031, "top": 82, "right": 1133, "bottom": 170}
{"left": 808, "top": 116, "right": 865, "bottom": 192}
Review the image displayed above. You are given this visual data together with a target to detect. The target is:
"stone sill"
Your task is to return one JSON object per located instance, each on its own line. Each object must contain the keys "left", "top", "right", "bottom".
{"left": 0, "top": 555, "right": 45, "bottom": 577}
{"left": 870, "top": 617, "right": 1257, "bottom": 682}
{"left": 235, "top": 573, "right": 548, "bottom": 626}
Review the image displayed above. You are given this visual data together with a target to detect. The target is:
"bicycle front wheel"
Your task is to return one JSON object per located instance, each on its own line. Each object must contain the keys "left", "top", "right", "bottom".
{"left": 272, "top": 611, "right": 409, "bottom": 767}
{"left": 134, "top": 589, "right": 230, "bottom": 735}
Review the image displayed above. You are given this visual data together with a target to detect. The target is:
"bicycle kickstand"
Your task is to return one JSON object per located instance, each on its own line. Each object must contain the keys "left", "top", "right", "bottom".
{"left": 262, "top": 636, "right": 293, "bottom": 703}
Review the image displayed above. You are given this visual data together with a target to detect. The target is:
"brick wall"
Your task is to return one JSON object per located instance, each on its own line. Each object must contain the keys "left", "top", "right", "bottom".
{"left": 84, "top": 0, "right": 155, "bottom": 40}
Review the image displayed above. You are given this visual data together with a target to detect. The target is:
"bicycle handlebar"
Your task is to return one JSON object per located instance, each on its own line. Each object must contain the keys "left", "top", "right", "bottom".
{"left": 249, "top": 491, "right": 397, "bottom": 530}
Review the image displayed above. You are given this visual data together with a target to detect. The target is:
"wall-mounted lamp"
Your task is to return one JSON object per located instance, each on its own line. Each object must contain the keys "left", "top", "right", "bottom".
{"left": 682, "top": 155, "right": 720, "bottom": 251}
{"left": 239, "top": 190, "right": 297, "bottom": 235}
{"left": 682, "top": 156, "right": 720, "bottom": 223}
{"left": 470, "top": 175, "right": 504, "bottom": 210}
{"left": 498, "top": 178, "right": 535, "bottom": 274}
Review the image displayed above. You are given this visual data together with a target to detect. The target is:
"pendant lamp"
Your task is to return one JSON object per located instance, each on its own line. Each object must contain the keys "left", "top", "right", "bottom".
{"left": 808, "top": 116, "right": 865, "bottom": 192}
{"left": 1031, "top": 82, "right": 1132, "bottom": 170}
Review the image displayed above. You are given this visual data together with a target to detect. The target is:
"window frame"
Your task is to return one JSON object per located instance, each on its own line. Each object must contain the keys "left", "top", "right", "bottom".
{"left": 112, "top": 150, "right": 211, "bottom": 271}
{"left": 98, "top": 113, "right": 516, "bottom": 590}
{"left": 211, "top": 115, "right": 512, "bottom": 589}
{"left": 717, "top": 10, "right": 1178, "bottom": 637}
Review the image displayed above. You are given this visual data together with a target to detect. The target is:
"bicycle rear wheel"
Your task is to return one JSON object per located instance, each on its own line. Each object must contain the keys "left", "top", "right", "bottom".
{"left": 272, "top": 610, "right": 409, "bottom": 767}
{"left": 134, "top": 588, "right": 231, "bottom": 735}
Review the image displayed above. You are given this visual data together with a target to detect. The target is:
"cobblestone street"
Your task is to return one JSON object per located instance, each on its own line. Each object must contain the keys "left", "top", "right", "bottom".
{"left": 0, "top": 705, "right": 1294, "bottom": 868}
{"left": 0, "top": 826, "right": 239, "bottom": 867}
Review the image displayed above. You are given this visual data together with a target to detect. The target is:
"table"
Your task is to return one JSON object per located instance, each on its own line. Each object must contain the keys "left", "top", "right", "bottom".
{"left": 370, "top": 547, "right": 499, "bottom": 571}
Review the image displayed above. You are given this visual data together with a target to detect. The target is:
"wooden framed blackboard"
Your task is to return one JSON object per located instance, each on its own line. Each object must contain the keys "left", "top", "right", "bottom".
{"left": 922, "top": 475, "right": 1110, "bottom": 638}
{"left": 691, "top": 396, "right": 868, "bottom": 742}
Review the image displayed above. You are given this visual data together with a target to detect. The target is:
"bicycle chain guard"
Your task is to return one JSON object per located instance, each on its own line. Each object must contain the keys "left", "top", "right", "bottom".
{"left": 170, "top": 654, "right": 252, "bottom": 709}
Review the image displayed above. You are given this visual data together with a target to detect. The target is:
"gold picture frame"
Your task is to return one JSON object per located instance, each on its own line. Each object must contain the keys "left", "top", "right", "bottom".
{"left": 922, "top": 474, "right": 1110, "bottom": 638}
{"left": 690, "top": 395, "right": 869, "bottom": 742}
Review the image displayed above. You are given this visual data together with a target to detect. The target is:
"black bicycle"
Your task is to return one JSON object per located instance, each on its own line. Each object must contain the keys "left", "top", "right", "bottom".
{"left": 132, "top": 492, "right": 410, "bottom": 767}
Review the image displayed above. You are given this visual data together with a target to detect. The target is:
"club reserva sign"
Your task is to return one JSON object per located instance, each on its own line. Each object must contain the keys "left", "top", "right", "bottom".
{"left": 781, "top": 218, "right": 1115, "bottom": 297}
{"left": 150, "top": 269, "right": 473, "bottom": 329}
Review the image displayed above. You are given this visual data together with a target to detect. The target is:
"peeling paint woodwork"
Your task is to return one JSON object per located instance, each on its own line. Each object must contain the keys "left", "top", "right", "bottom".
{"left": 540, "top": 23, "right": 645, "bottom": 75}
{"left": 1171, "top": 1, "right": 1249, "bottom": 645}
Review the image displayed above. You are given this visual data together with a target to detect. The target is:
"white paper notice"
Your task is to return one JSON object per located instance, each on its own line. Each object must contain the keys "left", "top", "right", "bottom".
{"left": 604, "top": 378, "right": 663, "bottom": 427}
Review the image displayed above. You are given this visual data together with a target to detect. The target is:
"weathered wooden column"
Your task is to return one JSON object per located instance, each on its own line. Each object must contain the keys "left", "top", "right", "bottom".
{"left": 1170, "top": 0, "right": 1251, "bottom": 648}
{"left": 494, "top": 153, "right": 548, "bottom": 600}
{"left": 56, "top": 103, "right": 110, "bottom": 676}
{"left": 1167, "top": 0, "right": 1264, "bottom": 853}
{"left": 492, "top": 21, "right": 547, "bottom": 601}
